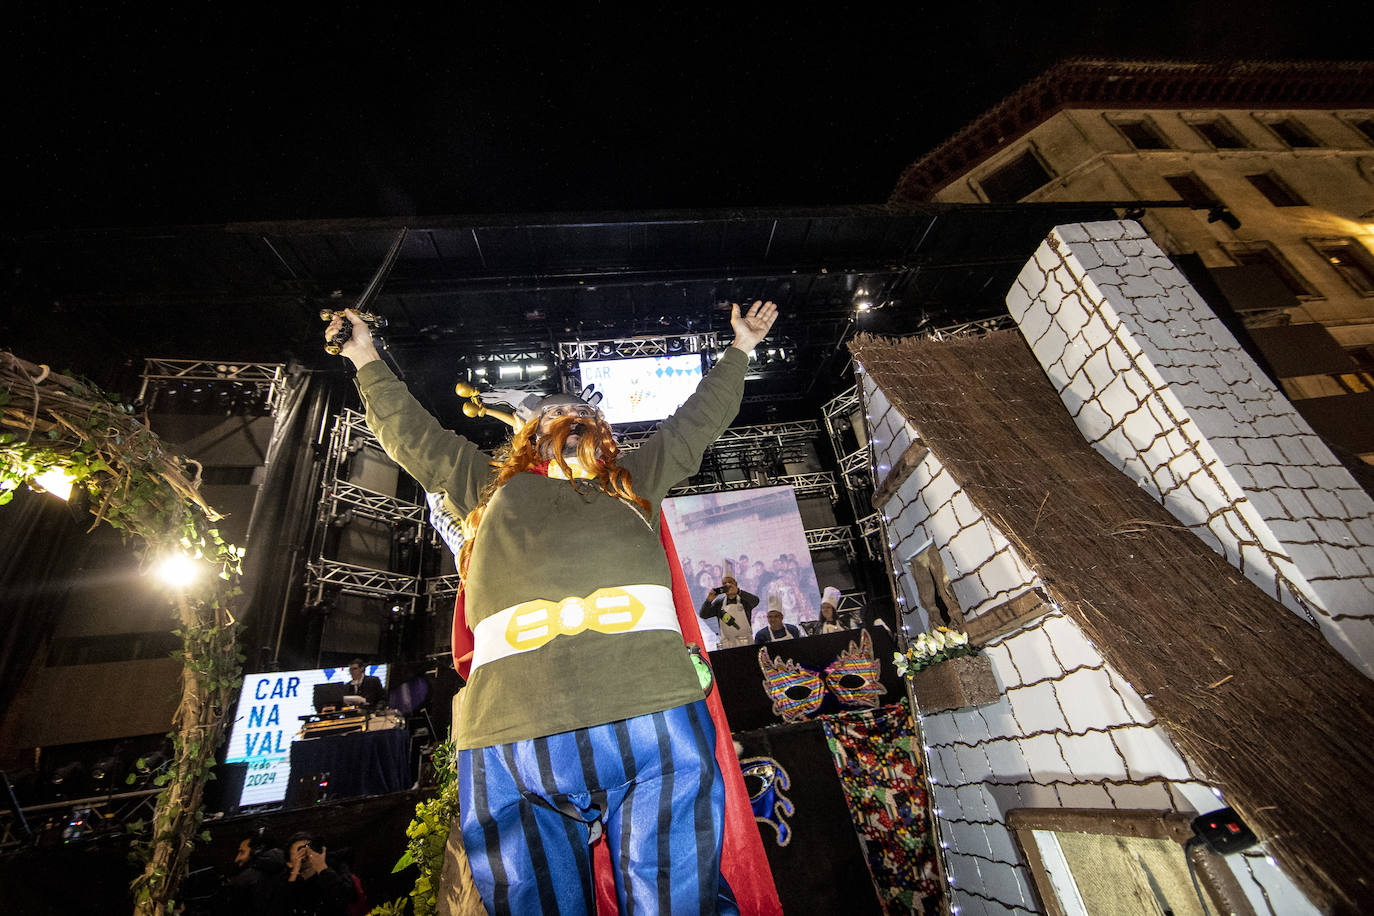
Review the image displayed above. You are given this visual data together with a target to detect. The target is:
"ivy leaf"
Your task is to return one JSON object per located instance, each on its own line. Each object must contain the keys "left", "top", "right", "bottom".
{"left": 391, "top": 849, "right": 415, "bottom": 873}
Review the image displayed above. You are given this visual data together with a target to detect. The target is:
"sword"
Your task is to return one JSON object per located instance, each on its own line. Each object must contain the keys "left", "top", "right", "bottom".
{"left": 322, "top": 228, "right": 408, "bottom": 355}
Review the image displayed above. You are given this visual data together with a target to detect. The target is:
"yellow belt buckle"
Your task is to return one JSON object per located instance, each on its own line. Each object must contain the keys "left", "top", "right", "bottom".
{"left": 584, "top": 587, "right": 644, "bottom": 634}
{"left": 503, "top": 587, "right": 647, "bottom": 650}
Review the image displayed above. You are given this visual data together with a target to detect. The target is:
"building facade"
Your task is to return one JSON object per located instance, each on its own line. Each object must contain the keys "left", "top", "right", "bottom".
{"left": 892, "top": 60, "right": 1374, "bottom": 461}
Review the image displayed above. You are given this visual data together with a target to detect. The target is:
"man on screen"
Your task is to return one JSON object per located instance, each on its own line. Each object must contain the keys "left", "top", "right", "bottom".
{"left": 753, "top": 599, "right": 802, "bottom": 644}
{"left": 699, "top": 574, "right": 760, "bottom": 649}
{"left": 326, "top": 301, "right": 777, "bottom": 914}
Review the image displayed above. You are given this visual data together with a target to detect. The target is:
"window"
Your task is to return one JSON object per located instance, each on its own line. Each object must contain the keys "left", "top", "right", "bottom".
{"left": 978, "top": 149, "right": 1052, "bottom": 203}
{"left": 1245, "top": 172, "right": 1306, "bottom": 207}
{"left": 1348, "top": 116, "right": 1374, "bottom": 145}
{"left": 1260, "top": 116, "right": 1321, "bottom": 148}
{"left": 906, "top": 544, "right": 966, "bottom": 630}
{"left": 1112, "top": 117, "right": 1171, "bottom": 150}
{"left": 1310, "top": 238, "right": 1374, "bottom": 295}
{"left": 1165, "top": 173, "right": 1221, "bottom": 210}
{"left": 1187, "top": 116, "right": 1250, "bottom": 149}
{"left": 1349, "top": 345, "right": 1374, "bottom": 373}
{"left": 1009, "top": 809, "right": 1239, "bottom": 916}
{"left": 1226, "top": 243, "right": 1318, "bottom": 299}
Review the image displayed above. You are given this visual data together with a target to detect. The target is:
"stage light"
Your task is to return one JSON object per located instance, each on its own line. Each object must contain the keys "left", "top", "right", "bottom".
{"left": 90, "top": 756, "right": 124, "bottom": 789}
{"left": 856, "top": 300, "right": 872, "bottom": 312}
{"left": 498, "top": 364, "right": 521, "bottom": 379}
{"left": 667, "top": 337, "right": 684, "bottom": 352}
{"left": 473, "top": 367, "right": 487, "bottom": 377}
{"left": 31, "top": 467, "right": 74, "bottom": 501}
{"left": 155, "top": 553, "right": 202, "bottom": 588}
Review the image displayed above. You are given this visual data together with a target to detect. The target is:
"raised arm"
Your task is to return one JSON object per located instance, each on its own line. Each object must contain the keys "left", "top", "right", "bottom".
{"left": 698, "top": 589, "right": 722, "bottom": 619}
{"left": 626, "top": 301, "right": 778, "bottom": 503}
{"left": 326, "top": 310, "right": 492, "bottom": 516}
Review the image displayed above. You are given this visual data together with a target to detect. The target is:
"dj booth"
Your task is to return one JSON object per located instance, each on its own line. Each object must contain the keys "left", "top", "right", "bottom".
{"left": 284, "top": 685, "right": 411, "bottom": 806}
{"left": 285, "top": 726, "right": 410, "bottom": 806}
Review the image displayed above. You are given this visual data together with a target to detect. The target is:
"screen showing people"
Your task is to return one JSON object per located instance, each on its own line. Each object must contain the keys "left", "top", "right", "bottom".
{"left": 662, "top": 485, "right": 823, "bottom": 650}
{"left": 225, "top": 663, "right": 389, "bottom": 806}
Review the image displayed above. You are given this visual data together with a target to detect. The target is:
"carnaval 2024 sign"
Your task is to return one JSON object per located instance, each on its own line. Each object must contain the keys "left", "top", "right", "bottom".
{"left": 225, "top": 665, "right": 388, "bottom": 806}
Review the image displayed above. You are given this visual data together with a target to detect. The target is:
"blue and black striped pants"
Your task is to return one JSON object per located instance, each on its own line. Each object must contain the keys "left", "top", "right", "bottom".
{"left": 459, "top": 699, "right": 738, "bottom": 915}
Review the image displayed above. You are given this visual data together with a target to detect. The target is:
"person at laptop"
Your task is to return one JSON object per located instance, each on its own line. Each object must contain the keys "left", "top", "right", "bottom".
{"left": 345, "top": 660, "right": 385, "bottom": 707}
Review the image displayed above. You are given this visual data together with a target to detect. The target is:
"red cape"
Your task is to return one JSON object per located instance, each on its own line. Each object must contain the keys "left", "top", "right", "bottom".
{"left": 450, "top": 509, "right": 781, "bottom": 915}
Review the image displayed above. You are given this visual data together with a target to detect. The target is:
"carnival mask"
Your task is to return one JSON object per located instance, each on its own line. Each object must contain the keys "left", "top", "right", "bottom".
{"left": 822, "top": 629, "right": 886, "bottom": 709}
{"left": 759, "top": 629, "right": 887, "bottom": 723}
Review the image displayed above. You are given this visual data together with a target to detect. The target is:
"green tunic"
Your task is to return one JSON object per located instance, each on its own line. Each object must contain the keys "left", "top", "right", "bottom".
{"left": 355, "top": 348, "right": 748, "bottom": 749}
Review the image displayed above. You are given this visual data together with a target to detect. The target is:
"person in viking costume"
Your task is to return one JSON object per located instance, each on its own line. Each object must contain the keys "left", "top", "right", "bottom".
{"left": 327, "top": 302, "right": 778, "bottom": 915}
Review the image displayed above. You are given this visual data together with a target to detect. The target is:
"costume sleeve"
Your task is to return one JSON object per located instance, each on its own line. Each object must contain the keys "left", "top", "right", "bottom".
{"left": 741, "top": 590, "right": 760, "bottom": 613}
{"left": 699, "top": 595, "right": 720, "bottom": 619}
{"left": 624, "top": 347, "right": 748, "bottom": 505}
{"left": 354, "top": 360, "right": 493, "bottom": 516}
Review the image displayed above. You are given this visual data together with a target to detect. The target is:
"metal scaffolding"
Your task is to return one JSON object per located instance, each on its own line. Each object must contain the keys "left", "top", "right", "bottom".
{"left": 556, "top": 333, "right": 718, "bottom": 361}
{"left": 303, "top": 409, "right": 427, "bottom": 617}
{"left": 139, "top": 358, "right": 289, "bottom": 413}
{"left": 669, "top": 471, "right": 838, "bottom": 501}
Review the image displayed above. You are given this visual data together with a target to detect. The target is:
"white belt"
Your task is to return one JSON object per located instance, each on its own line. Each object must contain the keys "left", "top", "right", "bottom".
{"left": 468, "top": 584, "right": 681, "bottom": 675}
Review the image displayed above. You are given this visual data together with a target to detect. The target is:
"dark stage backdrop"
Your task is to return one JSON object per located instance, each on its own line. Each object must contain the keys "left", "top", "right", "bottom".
{"left": 736, "top": 721, "right": 884, "bottom": 915}
{"left": 710, "top": 627, "right": 904, "bottom": 731}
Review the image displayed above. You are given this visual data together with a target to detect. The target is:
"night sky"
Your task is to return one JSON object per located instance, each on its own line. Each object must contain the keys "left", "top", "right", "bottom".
{"left": 3, "top": 3, "right": 1367, "bottom": 230}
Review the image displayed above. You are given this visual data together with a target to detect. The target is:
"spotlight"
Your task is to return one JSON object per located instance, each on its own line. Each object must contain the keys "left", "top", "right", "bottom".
{"left": 31, "top": 467, "right": 74, "bottom": 501}
{"left": 667, "top": 337, "right": 684, "bottom": 353}
{"left": 154, "top": 553, "right": 202, "bottom": 588}
{"left": 597, "top": 342, "right": 616, "bottom": 357}
{"left": 497, "top": 365, "right": 521, "bottom": 379}
{"left": 90, "top": 756, "right": 124, "bottom": 790}
{"left": 49, "top": 762, "right": 87, "bottom": 799}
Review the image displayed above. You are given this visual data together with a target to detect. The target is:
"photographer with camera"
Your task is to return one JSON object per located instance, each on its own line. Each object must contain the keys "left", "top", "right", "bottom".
{"left": 284, "top": 832, "right": 356, "bottom": 916}
{"left": 698, "top": 574, "right": 760, "bottom": 649}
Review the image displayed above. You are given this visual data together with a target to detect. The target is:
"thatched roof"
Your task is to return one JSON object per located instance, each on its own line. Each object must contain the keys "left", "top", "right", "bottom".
{"left": 850, "top": 329, "right": 1374, "bottom": 914}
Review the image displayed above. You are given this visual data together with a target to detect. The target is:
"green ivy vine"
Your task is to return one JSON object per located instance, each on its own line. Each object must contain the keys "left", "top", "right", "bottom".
{"left": 372, "top": 734, "right": 459, "bottom": 916}
{"left": 0, "top": 351, "right": 244, "bottom": 916}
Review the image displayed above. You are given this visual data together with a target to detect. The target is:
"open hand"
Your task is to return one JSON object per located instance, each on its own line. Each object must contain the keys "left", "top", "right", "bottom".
{"left": 729, "top": 300, "right": 778, "bottom": 354}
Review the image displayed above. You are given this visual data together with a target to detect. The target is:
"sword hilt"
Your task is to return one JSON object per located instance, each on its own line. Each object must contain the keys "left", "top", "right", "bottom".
{"left": 321, "top": 308, "right": 389, "bottom": 356}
